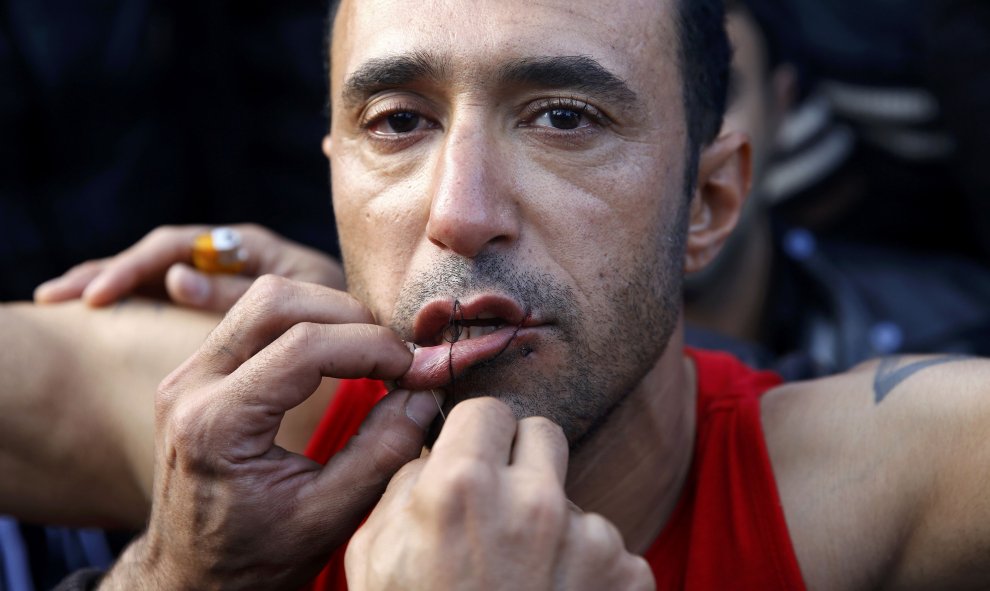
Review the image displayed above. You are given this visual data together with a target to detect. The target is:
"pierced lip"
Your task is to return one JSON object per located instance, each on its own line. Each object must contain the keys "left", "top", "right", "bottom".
{"left": 400, "top": 295, "right": 549, "bottom": 391}
{"left": 412, "top": 294, "right": 544, "bottom": 346}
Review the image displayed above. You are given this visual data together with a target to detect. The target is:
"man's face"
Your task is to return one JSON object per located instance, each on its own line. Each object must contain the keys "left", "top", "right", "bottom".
{"left": 328, "top": 0, "right": 691, "bottom": 443}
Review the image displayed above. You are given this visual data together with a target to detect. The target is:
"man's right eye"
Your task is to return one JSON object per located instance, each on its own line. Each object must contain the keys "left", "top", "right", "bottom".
{"left": 365, "top": 110, "right": 436, "bottom": 136}
{"left": 384, "top": 112, "right": 420, "bottom": 133}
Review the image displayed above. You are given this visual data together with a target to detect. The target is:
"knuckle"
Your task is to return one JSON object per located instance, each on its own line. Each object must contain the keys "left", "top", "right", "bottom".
{"left": 154, "top": 352, "right": 216, "bottom": 418}
{"left": 522, "top": 415, "right": 562, "bottom": 432}
{"left": 241, "top": 274, "right": 290, "bottom": 314}
{"left": 155, "top": 365, "right": 193, "bottom": 417}
{"left": 236, "top": 223, "right": 270, "bottom": 241}
{"left": 251, "top": 273, "right": 289, "bottom": 297}
{"left": 626, "top": 556, "right": 656, "bottom": 591}
{"left": 147, "top": 224, "right": 178, "bottom": 243}
{"left": 487, "top": 397, "right": 517, "bottom": 424}
{"left": 577, "top": 512, "right": 622, "bottom": 553}
{"left": 166, "top": 401, "right": 201, "bottom": 440}
{"left": 517, "top": 485, "right": 567, "bottom": 533}
{"left": 161, "top": 399, "right": 215, "bottom": 467}
{"left": 522, "top": 416, "right": 566, "bottom": 443}
{"left": 388, "top": 457, "right": 425, "bottom": 490}
{"left": 279, "top": 322, "right": 322, "bottom": 356}
{"left": 434, "top": 458, "right": 495, "bottom": 499}
{"left": 452, "top": 397, "right": 515, "bottom": 426}
{"left": 72, "top": 259, "right": 104, "bottom": 273}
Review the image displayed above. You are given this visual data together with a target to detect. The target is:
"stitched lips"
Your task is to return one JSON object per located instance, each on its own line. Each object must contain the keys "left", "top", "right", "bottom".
{"left": 398, "top": 295, "right": 542, "bottom": 390}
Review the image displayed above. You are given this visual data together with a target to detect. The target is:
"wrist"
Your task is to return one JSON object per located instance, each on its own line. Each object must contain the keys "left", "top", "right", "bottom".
{"left": 99, "top": 533, "right": 176, "bottom": 591}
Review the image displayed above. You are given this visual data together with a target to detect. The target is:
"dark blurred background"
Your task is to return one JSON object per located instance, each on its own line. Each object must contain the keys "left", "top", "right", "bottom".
{"left": 0, "top": 0, "right": 338, "bottom": 302}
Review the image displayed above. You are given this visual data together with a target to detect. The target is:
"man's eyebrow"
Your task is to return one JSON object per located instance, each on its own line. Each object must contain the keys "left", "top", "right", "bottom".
{"left": 496, "top": 55, "right": 638, "bottom": 108}
{"left": 340, "top": 53, "right": 637, "bottom": 111}
{"left": 341, "top": 51, "right": 451, "bottom": 108}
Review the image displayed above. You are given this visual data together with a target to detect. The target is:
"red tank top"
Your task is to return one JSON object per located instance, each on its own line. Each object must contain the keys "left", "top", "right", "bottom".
{"left": 302, "top": 348, "right": 806, "bottom": 590}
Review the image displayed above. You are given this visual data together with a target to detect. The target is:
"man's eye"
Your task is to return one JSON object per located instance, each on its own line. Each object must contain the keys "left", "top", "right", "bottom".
{"left": 524, "top": 100, "right": 605, "bottom": 132}
{"left": 367, "top": 111, "right": 432, "bottom": 135}
{"left": 532, "top": 108, "right": 586, "bottom": 130}
{"left": 385, "top": 112, "right": 421, "bottom": 133}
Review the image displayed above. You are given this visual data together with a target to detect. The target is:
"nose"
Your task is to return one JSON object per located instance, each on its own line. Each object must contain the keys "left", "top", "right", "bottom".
{"left": 426, "top": 124, "right": 519, "bottom": 258}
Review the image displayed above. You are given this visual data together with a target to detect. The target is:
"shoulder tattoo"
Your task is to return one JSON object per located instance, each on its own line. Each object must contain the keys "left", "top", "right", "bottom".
{"left": 873, "top": 355, "right": 972, "bottom": 404}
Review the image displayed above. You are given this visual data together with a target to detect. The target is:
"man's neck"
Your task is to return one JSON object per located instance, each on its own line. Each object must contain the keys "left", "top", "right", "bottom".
{"left": 564, "top": 326, "right": 697, "bottom": 554}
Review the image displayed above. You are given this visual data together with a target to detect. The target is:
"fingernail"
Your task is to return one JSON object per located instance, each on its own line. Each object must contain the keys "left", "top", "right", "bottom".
{"left": 404, "top": 341, "right": 417, "bottom": 354}
{"left": 405, "top": 390, "right": 441, "bottom": 430}
{"left": 34, "top": 280, "right": 58, "bottom": 300}
{"left": 180, "top": 268, "right": 211, "bottom": 304}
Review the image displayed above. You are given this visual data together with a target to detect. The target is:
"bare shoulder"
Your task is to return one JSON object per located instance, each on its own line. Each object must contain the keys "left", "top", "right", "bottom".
{"left": 763, "top": 354, "right": 990, "bottom": 436}
{"left": 761, "top": 355, "right": 990, "bottom": 590}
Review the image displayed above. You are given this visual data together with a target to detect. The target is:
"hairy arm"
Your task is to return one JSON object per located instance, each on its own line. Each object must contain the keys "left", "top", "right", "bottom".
{"left": 0, "top": 299, "right": 335, "bottom": 529}
{"left": 764, "top": 355, "right": 990, "bottom": 591}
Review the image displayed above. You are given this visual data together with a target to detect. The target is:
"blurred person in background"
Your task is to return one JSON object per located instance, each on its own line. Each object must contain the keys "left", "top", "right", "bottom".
{"left": 768, "top": 0, "right": 990, "bottom": 260}
{"left": 685, "top": 0, "right": 990, "bottom": 379}
{"left": 769, "top": 0, "right": 990, "bottom": 371}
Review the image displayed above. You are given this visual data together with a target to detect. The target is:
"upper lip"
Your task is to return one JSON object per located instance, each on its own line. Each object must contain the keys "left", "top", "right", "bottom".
{"left": 412, "top": 294, "right": 543, "bottom": 346}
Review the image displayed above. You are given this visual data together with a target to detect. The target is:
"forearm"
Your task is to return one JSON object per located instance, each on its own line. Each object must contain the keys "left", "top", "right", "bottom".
{"left": 0, "top": 299, "right": 219, "bottom": 527}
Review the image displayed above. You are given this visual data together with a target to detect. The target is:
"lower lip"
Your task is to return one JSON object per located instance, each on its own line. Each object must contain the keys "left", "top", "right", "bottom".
{"left": 399, "top": 326, "right": 539, "bottom": 390}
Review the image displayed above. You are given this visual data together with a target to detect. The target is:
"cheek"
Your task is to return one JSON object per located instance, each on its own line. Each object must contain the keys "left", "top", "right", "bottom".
{"left": 333, "top": 144, "right": 431, "bottom": 318}
{"left": 522, "top": 141, "right": 684, "bottom": 294}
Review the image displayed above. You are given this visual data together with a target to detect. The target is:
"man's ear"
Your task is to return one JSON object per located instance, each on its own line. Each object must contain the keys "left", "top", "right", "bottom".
{"left": 322, "top": 135, "right": 334, "bottom": 160}
{"left": 684, "top": 131, "right": 752, "bottom": 274}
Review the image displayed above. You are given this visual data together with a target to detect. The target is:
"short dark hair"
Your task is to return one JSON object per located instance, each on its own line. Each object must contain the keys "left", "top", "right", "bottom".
{"left": 676, "top": 0, "right": 731, "bottom": 191}
{"left": 325, "top": 0, "right": 730, "bottom": 190}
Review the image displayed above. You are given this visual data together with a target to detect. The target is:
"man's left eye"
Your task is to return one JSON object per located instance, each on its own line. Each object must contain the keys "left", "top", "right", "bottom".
{"left": 531, "top": 108, "right": 589, "bottom": 130}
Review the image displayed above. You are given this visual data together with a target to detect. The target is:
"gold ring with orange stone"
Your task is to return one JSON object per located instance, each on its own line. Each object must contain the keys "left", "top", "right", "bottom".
{"left": 191, "top": 227, "right": 248, "bottom": 274}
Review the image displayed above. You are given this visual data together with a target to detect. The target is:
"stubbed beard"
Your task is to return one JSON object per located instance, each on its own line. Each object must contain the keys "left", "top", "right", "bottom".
{"left": 386, "top": 211, "right": 687, "bottom": 447}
